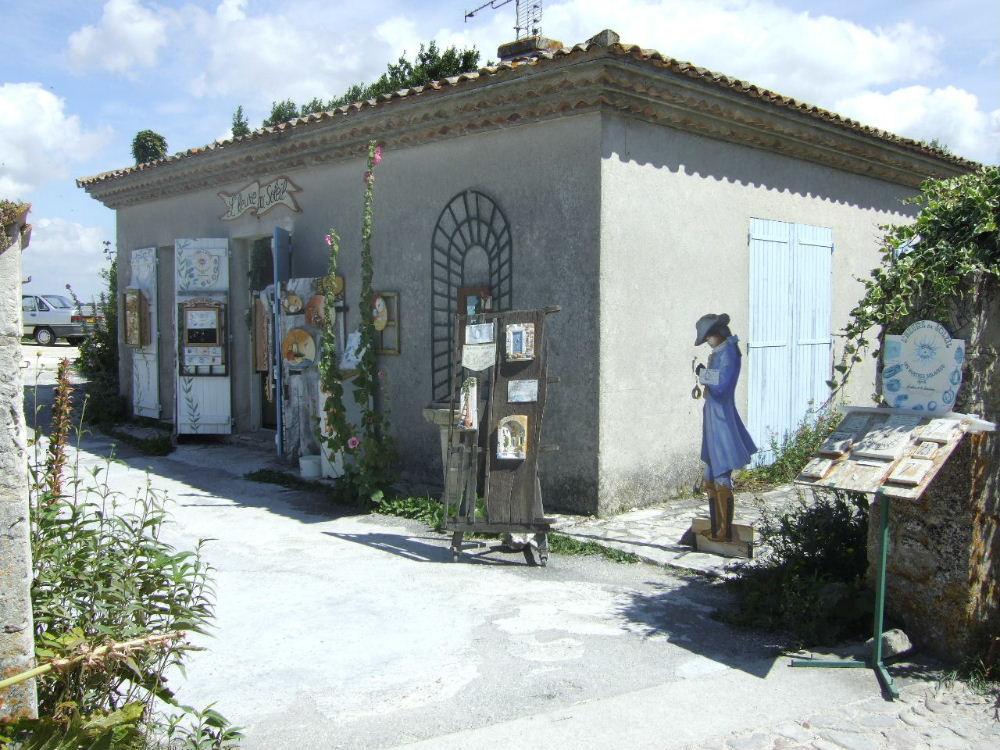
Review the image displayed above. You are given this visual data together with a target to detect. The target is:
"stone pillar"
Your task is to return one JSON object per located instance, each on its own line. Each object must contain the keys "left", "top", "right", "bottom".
{"left": 0, "top": 209, "right": 36, "bottom": 718}
{"left": 870, "top": 277, "right": 999, "bottom": 665}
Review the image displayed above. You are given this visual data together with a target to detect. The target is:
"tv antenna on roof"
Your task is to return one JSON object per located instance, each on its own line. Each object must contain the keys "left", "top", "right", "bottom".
{"left": 465, "top": 0, "right": 542, "bottom": 40}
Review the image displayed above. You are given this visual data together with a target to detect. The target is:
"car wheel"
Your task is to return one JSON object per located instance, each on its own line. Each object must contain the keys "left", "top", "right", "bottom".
{"left": 34, "top": 327, "right": 56, "bottom": 346}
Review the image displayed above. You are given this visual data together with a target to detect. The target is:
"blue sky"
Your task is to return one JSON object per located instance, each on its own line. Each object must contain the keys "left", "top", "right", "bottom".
{"left": 2, "top": 0, "right": 998, "bottom": 301}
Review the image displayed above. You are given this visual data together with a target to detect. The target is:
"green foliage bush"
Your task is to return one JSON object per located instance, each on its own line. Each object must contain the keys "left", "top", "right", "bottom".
{"left": 722, "top": 491, "right": 871, "bottom": 647}
{"left": 735, "top": 409, "right": 841, "bottom": 491}
{"left": 1, "top": 364, "right": 239, "bottom": 748}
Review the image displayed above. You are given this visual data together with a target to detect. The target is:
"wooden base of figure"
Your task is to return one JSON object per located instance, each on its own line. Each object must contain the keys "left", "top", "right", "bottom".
{"left": 690, "top": 515, "right": 754, "bottom": 559}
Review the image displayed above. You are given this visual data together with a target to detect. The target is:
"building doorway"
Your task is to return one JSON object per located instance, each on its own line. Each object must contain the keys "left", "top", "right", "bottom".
{"left": 250, "top": 236, "right": 277, "bottom": 429}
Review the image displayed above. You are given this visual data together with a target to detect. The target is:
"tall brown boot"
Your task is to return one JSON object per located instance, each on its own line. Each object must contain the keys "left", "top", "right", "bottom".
{"left": 704, "top": 480, "right": 718, "bottom": 537}
{"left": 712, "top": 485, "right": 735, "bottom": 542}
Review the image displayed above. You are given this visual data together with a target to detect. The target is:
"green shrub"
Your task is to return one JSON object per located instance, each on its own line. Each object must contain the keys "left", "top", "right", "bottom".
{"left": 1, "top": 359, "right": 240, "bottom": 748}
{"left": 721, "top": 490, "right": 872, "bottom": 647}
{"left": 735, "top": 409, "right": 841, "bottom": 491}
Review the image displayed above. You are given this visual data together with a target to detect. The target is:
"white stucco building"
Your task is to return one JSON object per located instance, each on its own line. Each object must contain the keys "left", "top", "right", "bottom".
{"left": 78, "top": 30, "right": 974, "bottom": 515}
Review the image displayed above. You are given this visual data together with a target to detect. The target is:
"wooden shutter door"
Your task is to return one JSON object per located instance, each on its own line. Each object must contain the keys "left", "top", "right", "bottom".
{"left": 790, "top": 223, "right": 833, "bottom": 428}
{"left": 131, "top": 247, "right": 159, "bottom": 418}
{"left": 747, "top": 218, "right": 793, "bottom": 464}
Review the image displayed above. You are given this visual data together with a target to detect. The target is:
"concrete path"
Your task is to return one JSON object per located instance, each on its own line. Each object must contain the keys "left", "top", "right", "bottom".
{"left": 553, "top": 486, "right": 808, "bottom": 577}
{"left": 23, "top": 352, "right": 999, "bottom": 750}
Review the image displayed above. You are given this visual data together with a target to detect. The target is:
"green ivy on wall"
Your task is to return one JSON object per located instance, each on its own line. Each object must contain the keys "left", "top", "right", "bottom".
{"left": 831, "top": 166, "right": 1000, "bottom": 392}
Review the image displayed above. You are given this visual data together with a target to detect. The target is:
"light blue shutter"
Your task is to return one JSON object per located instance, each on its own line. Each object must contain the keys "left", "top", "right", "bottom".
{"left": 747, "top": 219, "right": 833, "bottom": 465}
{"left": 748, "top": 218, "right": 793, "bottom": 463}
{"left": 790, "top": 223, "right": 833, "bottom": 428}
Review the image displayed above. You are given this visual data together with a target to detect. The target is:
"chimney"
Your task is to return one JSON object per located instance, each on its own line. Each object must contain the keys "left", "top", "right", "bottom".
{"left": 497, "top": 35, "right": 564, "bottom": 63}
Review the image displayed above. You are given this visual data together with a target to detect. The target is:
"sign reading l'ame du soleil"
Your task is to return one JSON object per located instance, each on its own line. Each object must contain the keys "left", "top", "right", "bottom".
{"left": 219, "top": 176, "right": 301, "bottom": 220}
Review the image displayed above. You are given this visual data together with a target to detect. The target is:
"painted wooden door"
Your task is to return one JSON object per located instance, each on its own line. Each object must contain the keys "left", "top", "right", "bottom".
{"left": 131, "top": 247, "right": 160, "bottom": 418}
{"left": 747, "top": 219, "right": 832, "bottom": 463}
{"left": 175, "top": 239, "right": 231, "bottom": 434}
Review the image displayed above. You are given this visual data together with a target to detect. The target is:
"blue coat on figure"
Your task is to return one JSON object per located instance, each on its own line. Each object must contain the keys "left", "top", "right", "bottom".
{"left": 700, "top": 336, "right": 757, "bottom": 474}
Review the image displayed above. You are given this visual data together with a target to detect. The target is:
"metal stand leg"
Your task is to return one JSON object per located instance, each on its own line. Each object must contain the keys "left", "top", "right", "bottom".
{"left": 790, "top": 490, "right": 899, "bottom": 700}
{"left": 450, "top": 531, "right": 464, "bottom": 562}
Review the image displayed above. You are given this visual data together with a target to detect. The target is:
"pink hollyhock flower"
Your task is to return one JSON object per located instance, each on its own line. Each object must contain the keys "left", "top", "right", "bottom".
{"left": 348, "top": 436, "right": 360, "bottom": 450}
{"left": 363, "top": 170, "right": 373, "bottom": 184}
{"left": 373, "top": 145, "right": 383, "bottom": 165}
{"left": 324, "top": 234, "right": 332, "bottom": 246}
{"left": 377, "top": 369, "right": 386, "bottom": 380}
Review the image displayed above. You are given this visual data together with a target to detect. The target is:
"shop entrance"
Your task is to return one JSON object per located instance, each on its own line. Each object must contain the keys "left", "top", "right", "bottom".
{"left": 250, "top": 237, "right": 277, "bottom": 429}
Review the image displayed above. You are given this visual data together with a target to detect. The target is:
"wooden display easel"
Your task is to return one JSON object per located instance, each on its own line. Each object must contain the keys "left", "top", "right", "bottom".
{"left": 790, "top": 406, "right": 994, "bottom": 699}
{"left": 442, "top": 307, "right": 559, "bottom": 566}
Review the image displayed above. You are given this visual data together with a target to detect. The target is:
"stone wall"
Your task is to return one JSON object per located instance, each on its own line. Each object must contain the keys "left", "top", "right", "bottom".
{"left": 869, "top": 276, "right": 999, "bottom": 664}
{"left": 0, "top": 216, "right": 36, "bottom": 718}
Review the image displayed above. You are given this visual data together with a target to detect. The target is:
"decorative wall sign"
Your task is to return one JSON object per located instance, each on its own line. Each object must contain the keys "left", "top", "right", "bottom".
{"left": 888, "top": 458, "right": 934, "bottom": 486}
{"left": 124, "top": 288, "right": 148, "bottom": 347}
{"left": 882, "top": 320, "right": 965, "bottom": 412}
{"left": 177, "top": 249, "right": 223, "bottom": 290}
{"left": 800, "top": 456, "right": 834, "bottom": 479}
{"left": 466, "top": 322, "right": 495, "bottom": 344}
{"left": 919, "top": 417, "right": 961, "bottom": 444}
{"left": 507, "top": 379, "right": 539, "bottom": 403}
{"left": 340, "top": 330, "right": 363, "bottom": 370}
{"left": 305, "top": 295, "right": 325, "bottom": 327}
{"left": 373, "top": 294, "right": 388, "bottom": 331}
{"left": 819, "top": 432, "right": 854, "bottom": 456}
{"left": 282, "top": 328, "right": 316, "bottom": 369}
{"left": 497, "top": 414, "right": 528, "bottom": 460}
{"left": 254, "top": 298, "right": 269, "bottom": 372}
{"left": 911, "top": 441, "right": 940, "bottom": 460}
{"left": 283, "top": 293, "right": 303, "bottom": 314}
{"left": 461, "top": 342, "right": 495, "bottom": 371}
{"left": 505, "top": 323, "right": 535, "bottom": 361}
{"left": 219, "top": 176, "right": 302, "bottom": 220}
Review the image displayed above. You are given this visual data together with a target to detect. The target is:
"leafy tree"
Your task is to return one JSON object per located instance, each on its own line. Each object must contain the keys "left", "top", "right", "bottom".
{"left": 257, "top": 41, "right": 483, "bottom": 127}
{"left": 262, "top": 98, "right": 299, "bottom": 127}
{"left": 131, "top": 129, "right": 168, "bottom": 164}
{"left": 231, "top": 104, "right": 250, "bottom": 137}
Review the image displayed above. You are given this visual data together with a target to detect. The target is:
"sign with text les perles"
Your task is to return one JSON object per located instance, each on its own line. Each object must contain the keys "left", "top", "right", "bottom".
{"left": 219, "top": 176, "right": 301, "bottom": 220}
{"left": 882, "top": 320, "right": 965, "bottom": 413}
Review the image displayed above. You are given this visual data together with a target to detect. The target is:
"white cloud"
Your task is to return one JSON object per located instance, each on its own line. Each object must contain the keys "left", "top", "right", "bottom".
{"left": 68, "top": 0, "right": 168, "bottom": 74}
{"left": 836, "top": 86, "right": 1000, "bottom": 164}
{"left": 0, "top": 83, "right": 109, "bottom": 196}
{"left": 21, "top": 218, "right": 109, "bottom": 303}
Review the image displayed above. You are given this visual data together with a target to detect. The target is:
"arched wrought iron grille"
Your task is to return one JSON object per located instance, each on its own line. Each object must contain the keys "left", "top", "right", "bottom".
{"left": 431, "top": 190, "right": 513, "bottom": 402}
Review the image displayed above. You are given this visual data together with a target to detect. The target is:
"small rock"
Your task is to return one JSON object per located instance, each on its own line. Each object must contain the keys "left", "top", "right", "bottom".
{"left": 925, "top": 696, "right": 950, "bottom": 714}
{"left": 864, "top": 628, "right": 912, "bottom": 659}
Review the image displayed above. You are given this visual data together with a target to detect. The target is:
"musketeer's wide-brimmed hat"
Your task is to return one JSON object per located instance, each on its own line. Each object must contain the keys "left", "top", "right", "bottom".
{"left": 694, "top": 313, "right": 730, "bottom": 346}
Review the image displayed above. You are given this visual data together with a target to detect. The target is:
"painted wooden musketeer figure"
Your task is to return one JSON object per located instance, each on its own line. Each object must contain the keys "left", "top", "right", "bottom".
{"left": 695, "top": 313, "right": 757, "bottom": 542}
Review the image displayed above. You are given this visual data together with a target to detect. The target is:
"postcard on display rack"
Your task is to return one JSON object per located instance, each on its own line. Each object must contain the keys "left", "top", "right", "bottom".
{"left": 829, "top": 460, "right": 892, "bottom": 493}
{"left": 838, "top": 412, "right": 871, "bottom": 435}
{"left": 497, "top": 415, "right": 528, "bottom": 460}
{"left": 505, "top": 323, "right": 535, "bottom": 361}
{"left": 919, "top": 417, "right": 962, "bottom": 444}
{"left": 887, "top": 458, "right": 935, "bottom": 486}
{"left": 462, "top": 342, "right": 496, "bottom": 371}
{"left": 507, "top": 379, "right": 539, "bottom": 403}
{"left": 820, "top": 431, "right": 855, "bottom": 456}
{"left": 851, "top": 414, "right": 923, "bottom": 460}
{"left": 466, "top": 322, "right": 495, "bottom": 345}
{"left": 800, "top": 456, "right": 835, "bottom": 480}
{"left": 911, "top": 441, "right": 940, "bottom": 460}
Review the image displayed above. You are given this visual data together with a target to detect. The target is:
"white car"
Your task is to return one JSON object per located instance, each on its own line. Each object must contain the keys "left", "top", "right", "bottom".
{"left": 21, "top": 294, "right": 88, "bottom": 346}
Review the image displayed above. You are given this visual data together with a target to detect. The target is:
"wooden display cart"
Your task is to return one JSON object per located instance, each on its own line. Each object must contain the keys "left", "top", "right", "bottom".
{"left": 790, "top": 405, "right": 994, "bottom": 699}
{"left": 442, "top": 307, "right": 559, "bottom": 566}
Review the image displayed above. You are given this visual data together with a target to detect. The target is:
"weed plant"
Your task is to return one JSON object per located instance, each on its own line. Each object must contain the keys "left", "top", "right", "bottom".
{"left": 721, "top": 490, "right": 872, "bottom": 648}
{"left": 735, "top": 409, "right": 841, "bottom": 492}
{"left": 1, "top": 361, "right": 240, "bottom": 748}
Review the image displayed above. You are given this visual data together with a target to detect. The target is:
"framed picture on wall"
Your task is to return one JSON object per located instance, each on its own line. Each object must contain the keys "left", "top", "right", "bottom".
{"left": 375, "top": 292, "right": 400, "bottom": 355}
{"left": 458, "top": 285, "right": 493, "bottom": 317}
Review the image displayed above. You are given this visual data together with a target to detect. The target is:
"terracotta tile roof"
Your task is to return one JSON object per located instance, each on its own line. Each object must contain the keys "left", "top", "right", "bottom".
{"left": 77, "top": 32, "right": 977, "bottom": 187}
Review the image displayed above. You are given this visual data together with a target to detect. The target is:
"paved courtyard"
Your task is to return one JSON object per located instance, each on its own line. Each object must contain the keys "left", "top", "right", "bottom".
{"left": 21, "top": 350, "right": 1000, "bottom": 749}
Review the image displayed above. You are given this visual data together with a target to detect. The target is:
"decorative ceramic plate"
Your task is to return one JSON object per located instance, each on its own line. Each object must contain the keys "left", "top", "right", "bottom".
{"left": 373, "top": 294, "right": 388, "bottom": 331}
{"left": 305, "top": 295, "right": 326, "bottom": 327}
{"left": 283, "top": 293, "right": 303, "bottom": 314}
{"left": 282, "top": 328, "right": 316, "bottom": 369}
